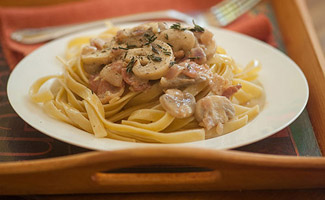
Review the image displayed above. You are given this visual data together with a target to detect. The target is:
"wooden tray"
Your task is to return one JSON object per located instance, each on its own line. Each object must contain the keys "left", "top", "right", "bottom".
{"left": 1, "top": 0, "right": 325, "bottom": 195}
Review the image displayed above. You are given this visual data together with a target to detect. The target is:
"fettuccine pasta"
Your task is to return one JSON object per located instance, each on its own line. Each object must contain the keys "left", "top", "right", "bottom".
{"left": 29, "top": 22, "right": 264, "bottom": 143}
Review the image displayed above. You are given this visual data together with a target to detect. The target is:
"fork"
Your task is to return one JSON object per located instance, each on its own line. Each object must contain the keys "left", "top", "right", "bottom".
{"left": 10, "top": 0, "right": 260, "bottom": 44}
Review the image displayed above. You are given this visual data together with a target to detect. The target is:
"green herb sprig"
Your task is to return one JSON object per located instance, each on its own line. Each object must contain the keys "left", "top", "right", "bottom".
{"left": 144, "top": 33, "right": 157, "bottom": 45}
{"left": 147, "top": 54, "right": 162, "bottom": 62}
{"left": 170, "top": 23, "right": 187, "bottom": 31}
{"left": 189, "top": 20, "right": 205, "bottom": 32}
{"left": 126, "top": 57, "right": 136, "bottom": 73}
{"left": 188, "top": 56, "right": 200, "bottom": 60}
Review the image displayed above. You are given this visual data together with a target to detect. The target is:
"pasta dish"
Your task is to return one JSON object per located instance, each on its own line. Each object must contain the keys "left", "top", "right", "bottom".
{"left": 29, "top": 22, "right": 264, "bottom": 143}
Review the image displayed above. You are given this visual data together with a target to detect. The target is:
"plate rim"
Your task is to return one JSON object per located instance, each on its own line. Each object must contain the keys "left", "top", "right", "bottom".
{"left": 7, "top": 23, "right": 309, "bottom": 151}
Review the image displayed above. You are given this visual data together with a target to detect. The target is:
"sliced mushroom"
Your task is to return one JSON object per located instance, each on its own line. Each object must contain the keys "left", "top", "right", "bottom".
{"left": 187, "top": 47, "right": 207, "bottom": 64}
{"left": 160, "top": 75, "right": 196, "bottom": 89}
{"left": 160, "top": 89, "right": 196, "bottom": 118}
{"left": 125, "top": 40, "right": 174, "bottom": 80}
{"left": 115, "top": 24, "right": 156, "bottom": 48}
{"left": 99, "top": 61, "right": 125, "bottom": 87}
{"left": 81, "top": 47, "right": 124, "bottom": 75}
{"left": 90, "top": 38, "right": 107, "bottom": 50}
{"left": 160, "top": 61, "right": 210, "bottom": 89}
{"left": 158, "top": 29, "right": 196, "bottom": 54}
{"left": 81, "top": 46, "right": 97, "bottom": 55}
{"left": 145, "top": 22, "right": 168, "bottom": 34}
{"left": 81, "top": 49, "right": 110, "bottom": 74}
{"left": 194, "top": 29, "right": 217, "bottom": 60}
{"left": 195, "top": 95, "right": 235, "bottom": 130}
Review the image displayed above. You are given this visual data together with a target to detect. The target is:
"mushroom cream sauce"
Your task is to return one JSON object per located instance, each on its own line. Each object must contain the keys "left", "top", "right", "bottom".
{"left": 29, "top": 22, "right": 264, "bottom": 143}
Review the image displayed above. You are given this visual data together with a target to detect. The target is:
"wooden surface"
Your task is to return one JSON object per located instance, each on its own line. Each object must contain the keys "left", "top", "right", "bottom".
{"left": 272, "top": 0, "right": 325, "bottom": 154}
{"left": 1, "top": 0, "right": 325, "bottom": 198}
{"left": 306, "top": 0, "right": 325, "bottom": 57}
{"left": 1, "top": 147, "right": 325, "bottom": 195}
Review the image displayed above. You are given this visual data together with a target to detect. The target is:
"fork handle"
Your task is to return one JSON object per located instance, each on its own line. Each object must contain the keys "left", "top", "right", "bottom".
{"left": 11, "top": 10, "right": 192, "bottom": 45}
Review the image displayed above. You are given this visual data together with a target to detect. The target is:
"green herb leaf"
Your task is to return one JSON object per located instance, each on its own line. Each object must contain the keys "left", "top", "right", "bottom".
{"left": 119, "top": 46, "right": 128, "bottom": 50}
{"left": 167, "top": 42, "right": 173, "bottom": 47}
{"left": 126, "top": 57, "right": 136, "bottom": 73}
{"left": 152, "top": 45, "right": 159, "bottom": 54}
{"left": 147, "top": 54, "right": 162, "bottom": 62}
{"left": 157, "top": 44, "right": 167, "bottom": 51}
{"left": 189, "top": 20, "right": 205, "bottom": 32}
{"left": 170, "top": 23, "right": 182, "bottom": 30}
{"left": 163, "top": 51, "right": 171, "bottom": 56}
{"left": 188, "top": 56, "right": 200, "bottom": 60}
{"left": 144, "top": 34, "right": 157, "bottom": 45}
{"left": 164, "top": 33, "right": 169, "bottom": 40}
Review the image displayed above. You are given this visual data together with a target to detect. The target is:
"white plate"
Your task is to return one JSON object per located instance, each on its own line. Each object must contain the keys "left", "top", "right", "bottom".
{"left": 7, "top": 23, "right": 309, "bottom": 151}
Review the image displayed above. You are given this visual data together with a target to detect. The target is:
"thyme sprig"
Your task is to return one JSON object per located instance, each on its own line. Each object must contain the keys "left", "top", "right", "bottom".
{"left": 163, "top": 51, "right": 171, "bottom": 56}
{"left": 169, "top": 20, "right": 205, "bottom": 33}
{"left": 118, "top": 46, "right": 128, "bottom": 50}
{"left": 144, "top": 33, "right": 157, "bottom": 45}
{"left": 188, "top": 56, "right": 200, "bottom": 60}
{"left": 170, "top": 23, "right": 187, "bottom": 31}
{"left": 152, "top": 45, "right": 159, "bottom": 54}
{"left": 189, "top": 20, "right": 205, "bottom": 32}
{"left": 147, "top": 54, "right": 162, "bottom": 62}
{"left": 126, "top": 57, "right": 136, "bottom": 73}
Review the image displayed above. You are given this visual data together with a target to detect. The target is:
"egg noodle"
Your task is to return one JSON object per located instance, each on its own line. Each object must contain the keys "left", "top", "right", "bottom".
{"left": 29, "top": 23, "right": 264, "bottom": 143}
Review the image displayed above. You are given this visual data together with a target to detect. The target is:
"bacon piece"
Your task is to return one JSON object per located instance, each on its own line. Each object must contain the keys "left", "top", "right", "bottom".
{"left": 121, "top": 68, "right": 151, "bottom": 92}
{"left": 222, "top": 84, "right": 242, "bottom": 99}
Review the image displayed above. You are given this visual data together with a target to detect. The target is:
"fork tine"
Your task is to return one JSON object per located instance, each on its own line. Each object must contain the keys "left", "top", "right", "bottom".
{"left": 210, "top": 0, "right": 261, "bottom": 26}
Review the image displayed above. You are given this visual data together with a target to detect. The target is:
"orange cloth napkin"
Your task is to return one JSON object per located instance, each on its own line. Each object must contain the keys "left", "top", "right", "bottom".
{"left": 0, "top": 0, "right": 275, "bottom": 70}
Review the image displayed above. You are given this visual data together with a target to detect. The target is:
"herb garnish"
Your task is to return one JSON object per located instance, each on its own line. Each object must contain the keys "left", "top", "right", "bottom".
{"left": 169, "top": 61, "right": 176, "bottom": 67}
{"left": 156, "top": 44, "right": 171, "bottom": 55}
{"left": 167, "top": 42, "right": 173, "bottom": 47}
{"left": 147, "top": 54, "right": 162, "bottom": 62}
{"left": 152, "top": 45, "right": 159, "bottom": 54}
{"left": 186, "top": 63, "right": 191, "bottom": 69}
{"left": 188, "top": 56, "right": 200, "bottom": 60}
{"left": 119, "top": 46, "right": 128, "bottom": 50}
{"left": 124, "top": 51, "right": 128, "bottom": 59}
{"left": 144, "top": 33, "right": 157, "bottom": 45}
{"left": 112, "top": 47, "right": 118, "bottom": 50}
{"left": 170, "top": 23, "right": 187, "bottom": 31}
{"left": 126, "top": 57, "right": 136, "bottom": 73}
{"left": 189, "top": 20, "right": 205, "bottom": 32}
{"left": 164, "top": 34, "right": 169, "bottom": 40}
{"left": 157, "top": 44, "right": 167, "bottom": 51}
{"left": 163, "top": 51, "right": 171, "bottom": 56}
{"left": 170, "top": 23, "right": 181, "bottom": 30}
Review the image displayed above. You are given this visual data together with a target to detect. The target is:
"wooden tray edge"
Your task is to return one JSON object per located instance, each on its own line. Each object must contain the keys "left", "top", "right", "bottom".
{"left": 271, "top": 0, "right": 325, "bottom": 154}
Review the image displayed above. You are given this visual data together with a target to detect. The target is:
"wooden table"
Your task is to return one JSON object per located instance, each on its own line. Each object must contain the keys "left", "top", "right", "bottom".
{"left": 1, "top": 0, "right": 325, "bottom": 199}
